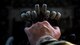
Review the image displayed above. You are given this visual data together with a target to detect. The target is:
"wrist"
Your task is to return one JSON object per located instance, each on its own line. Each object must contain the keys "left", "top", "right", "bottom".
{"left": 36, "top": 35, "right": 57, "bottom": 45}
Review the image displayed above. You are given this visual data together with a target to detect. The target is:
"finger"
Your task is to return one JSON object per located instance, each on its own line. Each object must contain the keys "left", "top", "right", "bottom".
{"left": 21, "top": 13, "right": 26, "bottom": 18}
{"left": 31, "top": 10, "right": 37, "bottom": 19}
{"left": 24, "top": 27, "right": 30, "bottom": 34}
{"left": 26, "top": 11, "right": 31, "bottom": 18}
{"left": 50, "top": 11, "right": 57, "bottom": 19}
{"left": 42, "top": 21, "right": 51, "bottom": 26}
{"left": 27, "top": 22, "right": 43, "bottom": 30}
{"left": 53, "top": 26, "right": 61, "bottom": 39}
{"left": 55, "top": 12, "right": 61, "bottom": 20}
{"left": 35, "top": 4, "right": 40, "bottom": 14}
{"left": 36, "top": 22, "right": 43, "bottom": 27}
{"left": 25, "top": 11, "right": 31, "bottom": 20}
{"left": 26, "top": 11, "right": 31, "bottom": 15}
{"left": 45, "top": 10, "right": 50, "bottom": 19}
{"left": 24, "top": 27, "right": 29, "bottom": 31}
{"left": 29, "top": 23, "right": 38, "bottom": 30}
{"left": 53, "top": 26, "right": 60, "bottom": 31}
{"left": 24, "top": 24, "right": 34, "bottom": 32}
{"left": 42, "top": 4, "right": 47, "bottom": 13}
{"left": 21, "top": 11, "right": 31, "bottom": 20}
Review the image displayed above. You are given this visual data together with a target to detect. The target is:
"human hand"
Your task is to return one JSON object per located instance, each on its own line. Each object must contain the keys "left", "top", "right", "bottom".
{"left": 24, "top": 21, "right": 61, "bottom": 45}
{"left": 21, "top": 4, "right": 61, "bottom": 22}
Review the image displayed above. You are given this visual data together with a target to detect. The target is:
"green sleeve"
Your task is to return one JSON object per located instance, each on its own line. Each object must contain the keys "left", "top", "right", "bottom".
{"left": 40, "top": 40, "right": 74, "bottom": 45}
{"left": 36, "top": 35, "right": 74, "bottom": 45}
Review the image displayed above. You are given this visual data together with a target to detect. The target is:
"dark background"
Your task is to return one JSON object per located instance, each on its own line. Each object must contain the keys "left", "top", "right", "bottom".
{"left": 0, "top": 0, "right": 80, "bottom": 45}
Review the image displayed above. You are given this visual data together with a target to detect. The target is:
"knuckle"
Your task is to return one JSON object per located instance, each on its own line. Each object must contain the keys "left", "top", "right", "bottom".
{"left": 52, "top": 11, "right": 57, "bottom": 15}
{"left": 36, "top": 22, "right": 42, "bottom": 26}
{"left": 43, "top": 21, "right": 48, "bottom": 24}
{"left": 57, "top": 12, "right": 61, "bottom": 18}
{"left": 21, "top": 13, "right": 26, "bottom": 18}
{"left": 31, "top": 10, "right": 37, "bottom": 18}
{"left": 50, "top": 11, "right": 57, "bottom": 19}
{"left": 55, "top": 12, "right": 61, "bottom": 20}
{"left": 26, "top": 11, "right": 31, "bottom": 15}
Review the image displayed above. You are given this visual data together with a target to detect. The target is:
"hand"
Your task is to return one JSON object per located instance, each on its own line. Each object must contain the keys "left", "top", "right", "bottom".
{"left": 21, "top": 4, "right": 61, "bottom": 21}
{"left": 24, "top": 21, "right": 61, "bottom": 45}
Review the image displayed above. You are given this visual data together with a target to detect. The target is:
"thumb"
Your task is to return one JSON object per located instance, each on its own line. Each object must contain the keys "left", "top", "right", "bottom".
{"left": 24, "top": 27, "right": 30, "bottom": 34}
